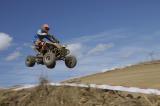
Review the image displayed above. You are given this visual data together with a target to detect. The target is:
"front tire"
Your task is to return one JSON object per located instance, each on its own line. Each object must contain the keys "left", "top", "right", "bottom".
{"left": 43, "top": 52, "right": 56, "bottom": 69}
{"left": 25, "top": 56, "right": 36, "bottom": 67}
{"left": 65, "top": 55, "right": 77, "bottom": 68}
{"left": 46, "top": 62, "right": 56, "bottom": 69}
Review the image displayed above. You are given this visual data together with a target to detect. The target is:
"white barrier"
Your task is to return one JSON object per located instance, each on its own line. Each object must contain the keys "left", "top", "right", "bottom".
{"left": 12, "top": 83, "right": 160, "bottom": 95}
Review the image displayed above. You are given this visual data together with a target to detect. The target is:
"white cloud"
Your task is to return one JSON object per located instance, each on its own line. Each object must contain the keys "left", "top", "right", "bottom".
{"left": 88, "top": 43, "right": 114, "bottom": 55}
{"left": 23, "top": 42, "right": 34, "bottom": 49}
{"left": 23, "top": 43, "right": 30, "bottom": 47}
{"left": 119, "top": 47, "right": 145, "bottom": 59}
{"left": 5, "top": 51, "right": 21, "bottom": 61}
{"left": 0, "top": 33, "right": 12, "bottom": 51}
{"left": 23, "top": 43, "right": 31, "bottom": 47}
{"left": 67, "top": 43, "right": 83, "bottom": 57}
{"left": 121, "top": 51, "right": 134, "bottom": 58}
{"left": 68, "top": 29, "right": 127, "bottom": 44}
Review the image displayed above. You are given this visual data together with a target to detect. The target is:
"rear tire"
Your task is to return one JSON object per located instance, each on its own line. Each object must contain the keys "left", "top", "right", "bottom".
{"left": 65, "top": 55, "right": 77, "bottom": 68}
{"left": 43, "top": 52, "right": 56, "bottom": 69}
{"left": 25, "top": 56, "right": 35, "bottom": 67}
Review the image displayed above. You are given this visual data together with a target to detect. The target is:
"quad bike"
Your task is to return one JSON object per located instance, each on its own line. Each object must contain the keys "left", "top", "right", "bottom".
{"left": 25, "top": 42, "right": 77, "bottom": 69}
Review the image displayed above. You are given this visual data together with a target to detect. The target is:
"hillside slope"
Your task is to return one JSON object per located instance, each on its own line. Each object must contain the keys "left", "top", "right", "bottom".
{"left": 1, "top": 61, "right": 160, "bottom": 106}
{"left": 66, "top": 60, "right": 160, "bottom": 89}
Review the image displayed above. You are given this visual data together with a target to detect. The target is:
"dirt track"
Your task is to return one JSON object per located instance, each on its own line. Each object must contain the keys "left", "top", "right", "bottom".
{"left": 65, "top": 60, "right": 160, "bottom": 89}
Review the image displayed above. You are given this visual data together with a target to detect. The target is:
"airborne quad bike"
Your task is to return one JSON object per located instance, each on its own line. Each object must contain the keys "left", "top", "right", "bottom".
{"left": 25, "top": 42, "right": 77, "bottom": 69}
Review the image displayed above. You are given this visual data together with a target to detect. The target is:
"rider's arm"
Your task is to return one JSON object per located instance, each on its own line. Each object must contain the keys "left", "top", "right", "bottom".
{"left": 47, "top": 34, "right": 60, "bottom": 43}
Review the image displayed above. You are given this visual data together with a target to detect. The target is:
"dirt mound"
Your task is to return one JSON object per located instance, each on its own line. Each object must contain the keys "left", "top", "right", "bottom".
{"left": 0, "top": 84, "right": 160, "bottom": 106}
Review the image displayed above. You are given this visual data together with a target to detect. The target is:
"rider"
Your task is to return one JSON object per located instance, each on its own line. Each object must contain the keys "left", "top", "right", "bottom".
{"left": 34, "top": 24, "right": 60, "bottom": 52}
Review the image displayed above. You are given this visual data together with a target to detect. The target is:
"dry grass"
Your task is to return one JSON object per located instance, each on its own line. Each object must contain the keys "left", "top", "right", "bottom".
{"left": 65, "top": 60, "right": 160, "bottom": 89}
{"left": 0, "top": 78, "right": 160, "bottom": 106}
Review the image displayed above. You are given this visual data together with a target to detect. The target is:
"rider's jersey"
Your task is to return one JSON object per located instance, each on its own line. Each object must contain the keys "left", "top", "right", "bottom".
{"left": 34, "top": 29, "right": 59, "bottom": 43}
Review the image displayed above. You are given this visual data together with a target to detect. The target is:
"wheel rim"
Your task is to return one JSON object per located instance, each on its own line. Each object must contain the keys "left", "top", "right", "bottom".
{"left": 46, "top": 56, "right": 51, "bottom": 61}
{"left": 43, "top": 53, "right": 56, "bottom": 66}
{"left": 69, "top": 58, "right": 74, "bottom": 66}
{"left": 26, "top": 59, "right": 30, "bottom": 64}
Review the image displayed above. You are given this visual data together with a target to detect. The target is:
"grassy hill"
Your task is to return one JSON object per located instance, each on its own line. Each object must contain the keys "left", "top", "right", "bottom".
{"left": 65, "top": 60, "right": 160, "bottom": 89}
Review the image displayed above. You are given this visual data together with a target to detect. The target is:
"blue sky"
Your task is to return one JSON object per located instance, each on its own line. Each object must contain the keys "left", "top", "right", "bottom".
{"left": 0, "top": 0, "right": 160, "bottom": 87}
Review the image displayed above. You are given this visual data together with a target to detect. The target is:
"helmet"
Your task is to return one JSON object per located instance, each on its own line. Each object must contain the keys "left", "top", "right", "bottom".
{"left": 42, "top": 24, "right": 50, "bottom": 31}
